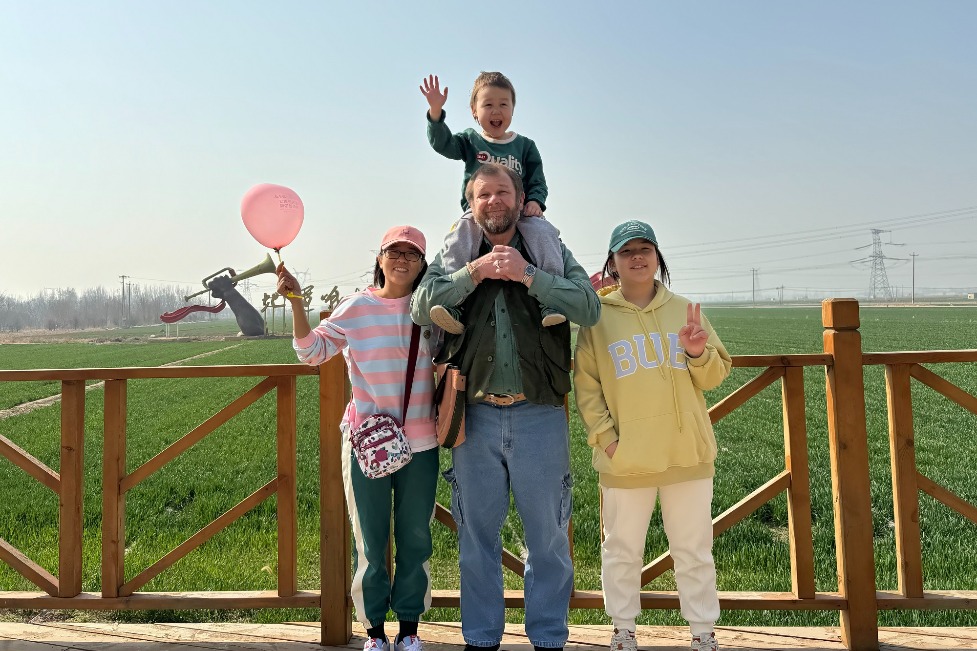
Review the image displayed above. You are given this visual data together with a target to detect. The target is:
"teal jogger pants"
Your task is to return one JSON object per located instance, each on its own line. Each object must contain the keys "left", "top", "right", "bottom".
{"left": 342, "top": 437, "right": 439, "bottom": 628}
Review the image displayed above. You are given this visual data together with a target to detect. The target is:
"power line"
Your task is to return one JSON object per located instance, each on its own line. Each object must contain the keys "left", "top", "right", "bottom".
{"left": 573, "top": 205, "right": 977, "bottom": 265}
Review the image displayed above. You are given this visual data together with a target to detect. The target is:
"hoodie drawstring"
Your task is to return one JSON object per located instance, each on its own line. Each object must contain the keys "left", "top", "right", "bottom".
{"left": 635, "top": 309, "right": 683, "bottom": 434}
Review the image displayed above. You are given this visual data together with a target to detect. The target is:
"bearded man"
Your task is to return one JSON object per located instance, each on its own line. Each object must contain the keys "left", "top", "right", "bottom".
{"left": 411, "top": 163, "right": 600, "bottom": 651}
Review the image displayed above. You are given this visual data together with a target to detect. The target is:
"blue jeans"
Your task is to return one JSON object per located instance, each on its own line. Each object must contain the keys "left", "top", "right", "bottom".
{"left": 443, "top": 401, "right": 573, "bottom": 648}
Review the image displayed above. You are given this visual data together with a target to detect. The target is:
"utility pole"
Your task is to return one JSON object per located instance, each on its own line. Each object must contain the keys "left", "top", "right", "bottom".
{"left": 751, "top": 268, "right": 758, "bottom": 306}
{"left": 119, "top": 275, "right": 128, "bottom": 327}
{"left": 910, "top": 253, "right": 918, "bottom": 304}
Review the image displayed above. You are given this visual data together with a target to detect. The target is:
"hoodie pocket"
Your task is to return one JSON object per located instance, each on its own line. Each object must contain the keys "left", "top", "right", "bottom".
{"left": 608, "top": 412, "right": 714, "bottom": 476}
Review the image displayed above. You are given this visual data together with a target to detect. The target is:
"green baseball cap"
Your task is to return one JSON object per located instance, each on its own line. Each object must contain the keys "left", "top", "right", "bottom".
{"left": 609, "top": 220, "right": 658, "bottom": 252}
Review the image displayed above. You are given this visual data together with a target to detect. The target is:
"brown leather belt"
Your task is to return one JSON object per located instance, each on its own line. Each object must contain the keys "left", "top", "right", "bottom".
{"left": 482, "top": 393, "right": 527, "bottom": 407}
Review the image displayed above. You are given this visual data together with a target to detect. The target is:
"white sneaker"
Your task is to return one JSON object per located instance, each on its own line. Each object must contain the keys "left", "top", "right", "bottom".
{"left": 396, "top": 634, "right": 423, "bottom": 651}
{"left": 364, "top": 637, "right": 389, "bottom": 651}
{"left": 691, "top": 631, "right": 718, "bottom": 651}
{"left": 609, "top": 627, "right": 637, "bottom": 651}
{"left": 430, "top": 305, "right": 465, "bottom": 334}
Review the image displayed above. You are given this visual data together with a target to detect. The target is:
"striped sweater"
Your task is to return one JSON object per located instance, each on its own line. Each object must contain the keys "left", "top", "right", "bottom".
{"left": 293, "top": 288, "right": 438, "bottom": 452}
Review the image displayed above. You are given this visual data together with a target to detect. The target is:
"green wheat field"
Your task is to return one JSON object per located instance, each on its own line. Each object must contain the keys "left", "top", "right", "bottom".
{"left": 1, "top": 306, "right": 975, "bottom": 627}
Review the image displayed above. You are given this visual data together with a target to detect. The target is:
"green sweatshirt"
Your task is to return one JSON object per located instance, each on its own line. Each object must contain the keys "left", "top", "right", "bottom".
{"left": 427, "top": 111, "right": 547, "bottom": 211}
{"left": 573, "top": 283, "right": 732, "bottom": 488}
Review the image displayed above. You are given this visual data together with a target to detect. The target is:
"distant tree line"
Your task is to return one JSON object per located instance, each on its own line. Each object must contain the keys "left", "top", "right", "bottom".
{"left": 0, "top": 285, "right": 224, "bottom": 331}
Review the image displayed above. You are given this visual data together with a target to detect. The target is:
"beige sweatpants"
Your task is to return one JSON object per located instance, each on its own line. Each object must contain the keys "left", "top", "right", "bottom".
{"left": 600, "top": 478, "right": 719, "bottom": 636}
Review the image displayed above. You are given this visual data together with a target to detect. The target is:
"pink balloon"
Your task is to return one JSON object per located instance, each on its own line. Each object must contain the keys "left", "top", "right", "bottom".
{"left": 240, "top": 183, "right": 304, "bottom": 250}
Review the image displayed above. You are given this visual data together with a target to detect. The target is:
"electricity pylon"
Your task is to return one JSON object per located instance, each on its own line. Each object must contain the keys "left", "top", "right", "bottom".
{"left": 853, "top": 229, "right": 904, "bottom": 300}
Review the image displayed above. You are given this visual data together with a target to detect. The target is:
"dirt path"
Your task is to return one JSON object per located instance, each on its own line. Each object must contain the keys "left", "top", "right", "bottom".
{"left": 0, "top": 344, "right": 243, "bottom": 421}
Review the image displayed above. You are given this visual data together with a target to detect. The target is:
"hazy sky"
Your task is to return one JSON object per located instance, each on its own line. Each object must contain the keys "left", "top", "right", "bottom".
{"left": 2, "top": 1, "right": 975, "bottom": 305}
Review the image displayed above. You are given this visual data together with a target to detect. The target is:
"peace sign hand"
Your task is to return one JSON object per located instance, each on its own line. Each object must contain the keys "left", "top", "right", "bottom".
{"left": 678, "top": 303, "right": 709, "bottom": 359}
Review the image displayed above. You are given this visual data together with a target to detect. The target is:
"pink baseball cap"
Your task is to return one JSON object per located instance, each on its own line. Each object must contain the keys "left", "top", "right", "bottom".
{"left": 380, "top": 225, "right": 426, "bottom": 255}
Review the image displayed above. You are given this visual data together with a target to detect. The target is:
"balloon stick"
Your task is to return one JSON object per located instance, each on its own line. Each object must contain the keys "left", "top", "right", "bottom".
{"left": 275, "top": 248, "right": 302, "bottom": 300}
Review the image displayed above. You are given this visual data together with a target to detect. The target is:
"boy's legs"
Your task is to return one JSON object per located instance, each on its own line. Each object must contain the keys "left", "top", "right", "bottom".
{"left": 516, "top": 216, "right": 564, "bottom": 277}
{"left": 659, "top": 478, "right": 719, "bottom": 639}
{"left": 440, "top": 212, "right": 483, "bottom": 274}
{"left": 600, "top": 485, "right": 658, "bottom": 633}
{"left": 432, "top": 213, "right": 482, "bottom": 334}
{"left": 516, "top": 217, "right": 567, "bottom": 326}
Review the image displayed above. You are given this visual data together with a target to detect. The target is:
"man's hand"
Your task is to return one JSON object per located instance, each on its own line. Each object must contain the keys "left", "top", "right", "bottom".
{"left": 489, "top": 245, "right": 530, "bottom": 282}
{"left": 678, "top": 302, "right": 709, "bottom": 359}
{"left": 605, "top": 441, "right": 618, "bottom": 458}
{"left": 419, "top": 74, "right": 448, "bottom": 121}
{"left": 523, "top": 200, "right": 543, "bottom": 217}
{"left": 468, "top": 245, "right": 530, "bottom": 284}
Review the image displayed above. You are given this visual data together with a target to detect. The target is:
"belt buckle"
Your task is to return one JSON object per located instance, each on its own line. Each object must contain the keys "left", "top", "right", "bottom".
{"left": 488, "top": 393, "right": 515, "bottom": 407}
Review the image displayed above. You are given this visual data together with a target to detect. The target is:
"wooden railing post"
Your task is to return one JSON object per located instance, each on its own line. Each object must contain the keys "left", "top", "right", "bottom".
{"left": 277, "top": 376, "right": 298, "bottom": 597}
{"left": 102, "top": 379, "right": 127, "bottom": 597}
{"left": 321, "top": 356, "right": 352, "bottom": 645}
{"left": 59, "top": 380, "right": 85, "bottom": 598}
{"left": 885, "top": 364, "right": 924, "bottom": 597}
{"left": 782, "top": 366, "right": 815, "bottom": 598}
{"left": 822, "top": 299, "right": 878, "bottom": 650}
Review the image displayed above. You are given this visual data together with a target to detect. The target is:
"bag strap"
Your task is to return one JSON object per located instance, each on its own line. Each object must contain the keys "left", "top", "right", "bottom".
{"left": 401, "top": 323, "right": 421, "bottom": 423}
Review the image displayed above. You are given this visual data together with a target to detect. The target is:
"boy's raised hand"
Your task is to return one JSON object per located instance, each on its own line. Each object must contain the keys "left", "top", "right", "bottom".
{"left": 420, "top": 74, "right": 448, "bottom": 121}
{"left": 678, "top": 302, "right": 709, "bottom": 359}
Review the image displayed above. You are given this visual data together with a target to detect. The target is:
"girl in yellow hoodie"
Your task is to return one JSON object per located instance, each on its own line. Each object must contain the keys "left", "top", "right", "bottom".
{"left": 573, "top": 220, "right": 731, "bottom": 651}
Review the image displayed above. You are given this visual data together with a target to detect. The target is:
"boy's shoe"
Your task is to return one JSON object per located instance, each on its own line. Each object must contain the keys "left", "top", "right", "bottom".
{"left": 364, "top": 637, "right": 389, "bottom": 651}
{"left": 609, "top": 627, "right": 637, "bottom": 651}
{"left": 396, "top": 635, "right": 423, "bottom": 651}
{"left": 541, "top": 307, "right": 567, "bottom": 328}
{"left": 690, "top": 632, "right": 718, "bottom": 651}
{"left": 431, "top": 305, "right": 465, "bottom": 335}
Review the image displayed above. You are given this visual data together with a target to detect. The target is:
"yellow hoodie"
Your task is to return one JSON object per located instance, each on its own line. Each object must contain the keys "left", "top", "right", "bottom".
{"left": 573, "top": 282, "right": 731, "bottom": 488}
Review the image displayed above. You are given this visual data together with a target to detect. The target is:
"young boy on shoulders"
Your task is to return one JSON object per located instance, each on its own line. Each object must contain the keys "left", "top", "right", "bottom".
{"left": 420, "top": 71, "right": 566, "bottom": 334}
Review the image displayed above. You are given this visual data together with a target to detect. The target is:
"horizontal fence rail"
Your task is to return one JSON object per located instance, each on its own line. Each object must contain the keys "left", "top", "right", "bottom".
{"left": 2, "top": 301, "right": 977, "bottom": 651}
{"left": 0, "top": 363, "right": 331, "bottom": 618}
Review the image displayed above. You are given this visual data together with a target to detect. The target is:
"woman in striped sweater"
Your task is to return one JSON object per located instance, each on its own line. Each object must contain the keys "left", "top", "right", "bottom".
{"left": 278, "top": 225, "right": 437, "bottom": 651}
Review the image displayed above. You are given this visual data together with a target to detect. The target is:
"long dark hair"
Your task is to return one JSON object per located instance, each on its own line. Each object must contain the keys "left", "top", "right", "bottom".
{"left": 373, "top": 257, "right": 429, "bottom": 292}
{"left": 601, "top": 246, "right": 670, "bottom": 286}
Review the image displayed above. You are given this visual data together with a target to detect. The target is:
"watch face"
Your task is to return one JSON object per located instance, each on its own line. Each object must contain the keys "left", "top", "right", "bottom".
{"left": 526, "top": 264, "right": 537, "bottom": 275}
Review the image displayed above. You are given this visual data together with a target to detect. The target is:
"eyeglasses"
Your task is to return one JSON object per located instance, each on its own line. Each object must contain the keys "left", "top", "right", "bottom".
{"left": 381, "top": 249, "right": 422, "bottom": 262}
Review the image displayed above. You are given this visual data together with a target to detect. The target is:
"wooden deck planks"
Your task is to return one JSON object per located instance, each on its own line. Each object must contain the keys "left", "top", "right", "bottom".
{"left": 1, "top": 622, "right": 977, "bottom": 650}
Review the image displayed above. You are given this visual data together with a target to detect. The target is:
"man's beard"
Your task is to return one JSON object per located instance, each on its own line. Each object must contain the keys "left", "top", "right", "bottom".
{"left": 474, "top": 203, "right": 521, "bottom": 235}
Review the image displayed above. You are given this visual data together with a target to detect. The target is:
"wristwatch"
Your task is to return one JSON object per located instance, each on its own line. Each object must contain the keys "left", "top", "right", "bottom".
{"left": 521, "top": 263, "right": 537, "bottom": 286}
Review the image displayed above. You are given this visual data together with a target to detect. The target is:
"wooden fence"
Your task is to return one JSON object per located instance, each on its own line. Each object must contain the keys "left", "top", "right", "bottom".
{"left": 1, "top": 298, "right": 975, "bottom": 651}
